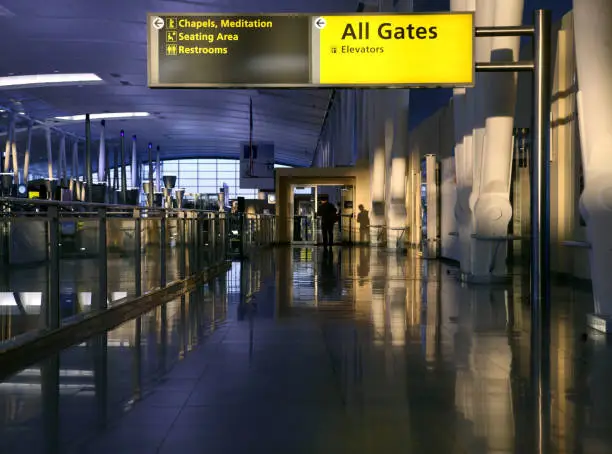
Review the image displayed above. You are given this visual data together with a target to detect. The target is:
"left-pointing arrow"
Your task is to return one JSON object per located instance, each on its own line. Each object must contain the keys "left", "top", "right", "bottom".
{"left": 314, "top": 17, "right": 327, "bottom": 29}
{"left": 152, "top": 17, "right": 165, "bottom": 30}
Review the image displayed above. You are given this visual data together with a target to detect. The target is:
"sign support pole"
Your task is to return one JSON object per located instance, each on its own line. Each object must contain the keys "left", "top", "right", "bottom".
{"left": 475, "top": 9, "right": 551, "bottom": 453}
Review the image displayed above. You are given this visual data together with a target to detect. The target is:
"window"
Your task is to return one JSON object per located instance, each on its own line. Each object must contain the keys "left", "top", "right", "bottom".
{"left": 78, "top": 158, "right": 293, "bottom": 200}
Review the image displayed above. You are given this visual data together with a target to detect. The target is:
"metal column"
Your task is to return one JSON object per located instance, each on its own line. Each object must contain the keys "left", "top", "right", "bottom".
{"left": 160, "top": 215, "right": 167, "bottom": 287}
{"left": 148, "top": 143, "right": 154, "bottom": 207}
{"left": 46, "top": 206, "right": 60, "bottom": 329}
{"left": 97, "top": 207, "right": 108, "bottom": 310}
{"left": 120, "top": 130, "right": 127, "bottom": 203}
{"left": 531, "top": 9, "right": 552, "bottom": 454}
{"left": 474, "top": 10, "right": 551, "bottom": 452}
{"left": 85, "top": 114, "right": 92, "bottom": 202}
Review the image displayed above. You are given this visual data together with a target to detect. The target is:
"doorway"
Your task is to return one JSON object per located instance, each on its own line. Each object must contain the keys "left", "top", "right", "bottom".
{"left": 290, "top": 184, "right": 355, "bottom": 245}
{"left": 292, "top": 185, "right": 317, "bottom": 245}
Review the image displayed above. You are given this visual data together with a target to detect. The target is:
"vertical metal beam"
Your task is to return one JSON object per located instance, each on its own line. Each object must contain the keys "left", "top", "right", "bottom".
{"left": 160, "top": 215, "right": 167, "bottom": 287}
{"left": 148, "top": 143, "right": 154, "bottom": 207}
{"left": 41, "top": 354, "right": 60, "bottom": 453}
{"left": 135, "top": 216, "right": 142, "bottom": 296}
{"left": 180, "top": 213, "right": 186, "bottom": 279}
{"left": 156, "top": 145, "right": 161, "bottom": 192}
{"left": 133, "top": 214, "right": 142, "bottom": 400}
{"left": 85, "top": 114, "right": 92, "bottom": 202}
{"left": 113, "top": 145, "right": 119, "bottom": 191}
{"left": 47, "top": 206, "right": 60, "bottom": 329}
{"left": 120, "top": 130, "right": 127, "bottom": 203}
{"left": 530, "top": 8, "right": 552, "bottom": 454}
{"left": 97, "top": 207, "right": 108, "bottom": 310}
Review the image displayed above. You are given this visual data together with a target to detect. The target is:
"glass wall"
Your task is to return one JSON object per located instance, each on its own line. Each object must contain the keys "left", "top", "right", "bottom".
{"left": 31, "top": 158, "right": 291, "bottom": 200}
{"left": 141, "top": 158, "right": 291, "bottom": 199}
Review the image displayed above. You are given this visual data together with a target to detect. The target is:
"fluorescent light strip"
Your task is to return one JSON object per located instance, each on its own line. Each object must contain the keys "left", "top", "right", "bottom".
{"left": 55, "top": 112, "right": 151, "bottom": 121}
{"left": 0, "top": 73, "right": 102, "bottom": 88}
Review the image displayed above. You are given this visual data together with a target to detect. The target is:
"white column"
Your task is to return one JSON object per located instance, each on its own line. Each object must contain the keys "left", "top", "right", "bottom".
{"left": 23, "top": 122, "right": 32, "bottom": 183}
{"left": 370, "top": 90, "right": 386, "bottom": 245}
{"left": 131, "top": 135, "right": 138, "bottom": 188}
{"left": 156, "top": 146, "right": 161, "bottom": 191}
{"left": 69, "top": 139, "right": 77, "bottom": 191}
{"left": 98, "top": 120, "right": 106, "bottom": 184}
{"left": 573, "top": 0, "right": 612, "bottom": 316}
{"left": 344, "top": 89, "right": 355, "bottom": 165}
{"left": 472, "top": 0, "right": 524, "bottom": 279}
{"left": 387, "top": 90, "right": 410, "bottom": 249}
{"left": 59, "top": 135, "right": 67, "bottom": 184}
{"left": 468, "top": 0, "right": 496, "bottom": 277}
{"left": 46, "top": 128, "right": 53, "bottom": 180}
{"left": 11, "top": 129, "right": 18, "bottom": 183}
{"left": 452, "top": 0, "right": 473, "bottom": 274}
{"left": 2, "top": 116, "right": 12, "bottom": 173}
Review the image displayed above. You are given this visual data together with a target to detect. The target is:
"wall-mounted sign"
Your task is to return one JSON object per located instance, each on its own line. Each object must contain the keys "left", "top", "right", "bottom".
{"left": 148, "top": 13, "right": 474, "bottom": 88}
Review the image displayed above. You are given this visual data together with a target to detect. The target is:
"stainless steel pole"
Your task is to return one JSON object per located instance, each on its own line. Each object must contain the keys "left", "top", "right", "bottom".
{"left": 85, "top": 114, "right": 92, "bottom": 202}
{"left": 97, "top": 207, "right": 108, "bottom": 310}
{"left": 160, "top": 216, "right": 167, "bottom": 287}
{"left": 148, "top": 143, "right": 154, "bottom": 207}
{"left": 120, "top": 130, "right": 127, "bottom": 203}
{"left": 47, "top": 206, "right": 60, "bottom": 329}
{"left": 180, "top": 213, "right": 186, "bottom": 279}
{"left": 530, "top": 8, "right": 552, "bottom": 454}
{"left": 135, "top": 216, "right": 142, "bottom": 296}
{"left": 530, "top": 8, "right": 552, "bottom": 338}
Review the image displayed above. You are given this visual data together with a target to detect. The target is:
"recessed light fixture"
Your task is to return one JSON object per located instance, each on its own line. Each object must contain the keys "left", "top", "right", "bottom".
{"left": 54, "top": 112, "right": 151, "bottom": 121}
{"left": 0, "top": 73, "right": 103, "bottom": 89}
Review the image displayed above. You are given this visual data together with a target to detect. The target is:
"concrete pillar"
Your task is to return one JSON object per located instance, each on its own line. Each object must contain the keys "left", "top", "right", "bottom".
{"left": 23, "top": 122, "right": 32, "bottom": 183}
{"left": 59, "top": 135, "right": 67, "bottom": 185}
{"left": 471, "top": 0, "right": 524, "bottom": 280}
{"left": 468, "top": 0, "right": 496, "bottom": 278}
{"left": 11, "top": 127, "right": 18, "bottom": 184}
{"left": 46, "top": 128, "right": 53, "bottom": 180}
{"left": 2, "top": 116, "right": 14, "bottom": 174}
{"left": 370, "top": 91, "right": 386, "bottom": 246}
{"left": 387, "top": 90, "right": 410, "bottom": 249}
{"left": 573, "top": 0, "right": 612, "bottom": 317}
{"left": 98, "top": 121, "right": 106, "bottom": 184}
{"left": 452, "top": 0, "right": 472, "bottom": 274}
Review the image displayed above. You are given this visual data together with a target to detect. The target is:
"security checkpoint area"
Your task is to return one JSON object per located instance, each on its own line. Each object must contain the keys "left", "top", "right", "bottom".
{"left": 0, "top": 0, "right": 611, "bottom": 453}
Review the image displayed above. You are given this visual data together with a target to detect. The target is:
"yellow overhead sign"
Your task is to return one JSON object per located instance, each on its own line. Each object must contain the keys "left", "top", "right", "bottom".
{"left": 314, "top": 13, "right": 474, "bottom": 86}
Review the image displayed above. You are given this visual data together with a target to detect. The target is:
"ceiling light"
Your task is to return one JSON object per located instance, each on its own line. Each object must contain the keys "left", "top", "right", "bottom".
{"left": 54, "top": 112, "right": 151, "bottom": 121}
{"left": 0, "top": 73, "right": 102, "bottom": 89}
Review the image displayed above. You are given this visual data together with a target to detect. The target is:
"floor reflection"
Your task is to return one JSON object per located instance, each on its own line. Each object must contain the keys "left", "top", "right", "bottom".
{"left": 0, "top": 246, "right": 610, "bottom": 453}
{"left": 275, "top": 246, "right": 610, "bottom": 453}
{"left": 0, "top": 246, "right": 225, "bottom": 342}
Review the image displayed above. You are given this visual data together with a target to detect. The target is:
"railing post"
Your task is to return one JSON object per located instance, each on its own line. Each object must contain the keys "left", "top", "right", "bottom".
{"left": 134, "top": 213, "right": 142, "bottom": 297}
{"left": 97, "top": 207, "right": 108, "bottom": 310}
{"left": 192, "top": 215, "right": 198, "bottom": 272}
{"left": 46, "top": 206, "right": 60, "bottom": 329}
{"left": 160, "top": 213, "right": 167, "bottom": 287}
{"left": 179, "top": 212, "right": 186, "bottom": 279}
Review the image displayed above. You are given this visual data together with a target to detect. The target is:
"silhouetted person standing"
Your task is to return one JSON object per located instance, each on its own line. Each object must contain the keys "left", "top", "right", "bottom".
{"left": 357, "top": 204, "right": 370, "bottom": 243}
{"left": 317, "top": 199, "right": 337, "bottom": 249}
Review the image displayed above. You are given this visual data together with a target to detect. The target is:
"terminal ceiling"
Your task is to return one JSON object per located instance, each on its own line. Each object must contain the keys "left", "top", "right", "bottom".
{"left": 0, "top": 0, "right": 365, "bottom": 171}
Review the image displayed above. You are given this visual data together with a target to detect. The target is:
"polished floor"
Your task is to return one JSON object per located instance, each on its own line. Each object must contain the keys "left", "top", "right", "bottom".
{"left": 0, "top": 244, "right": 224, "bottom": 342}
{"left": 1, "top": 246, "right": 611, "bottom": 453}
